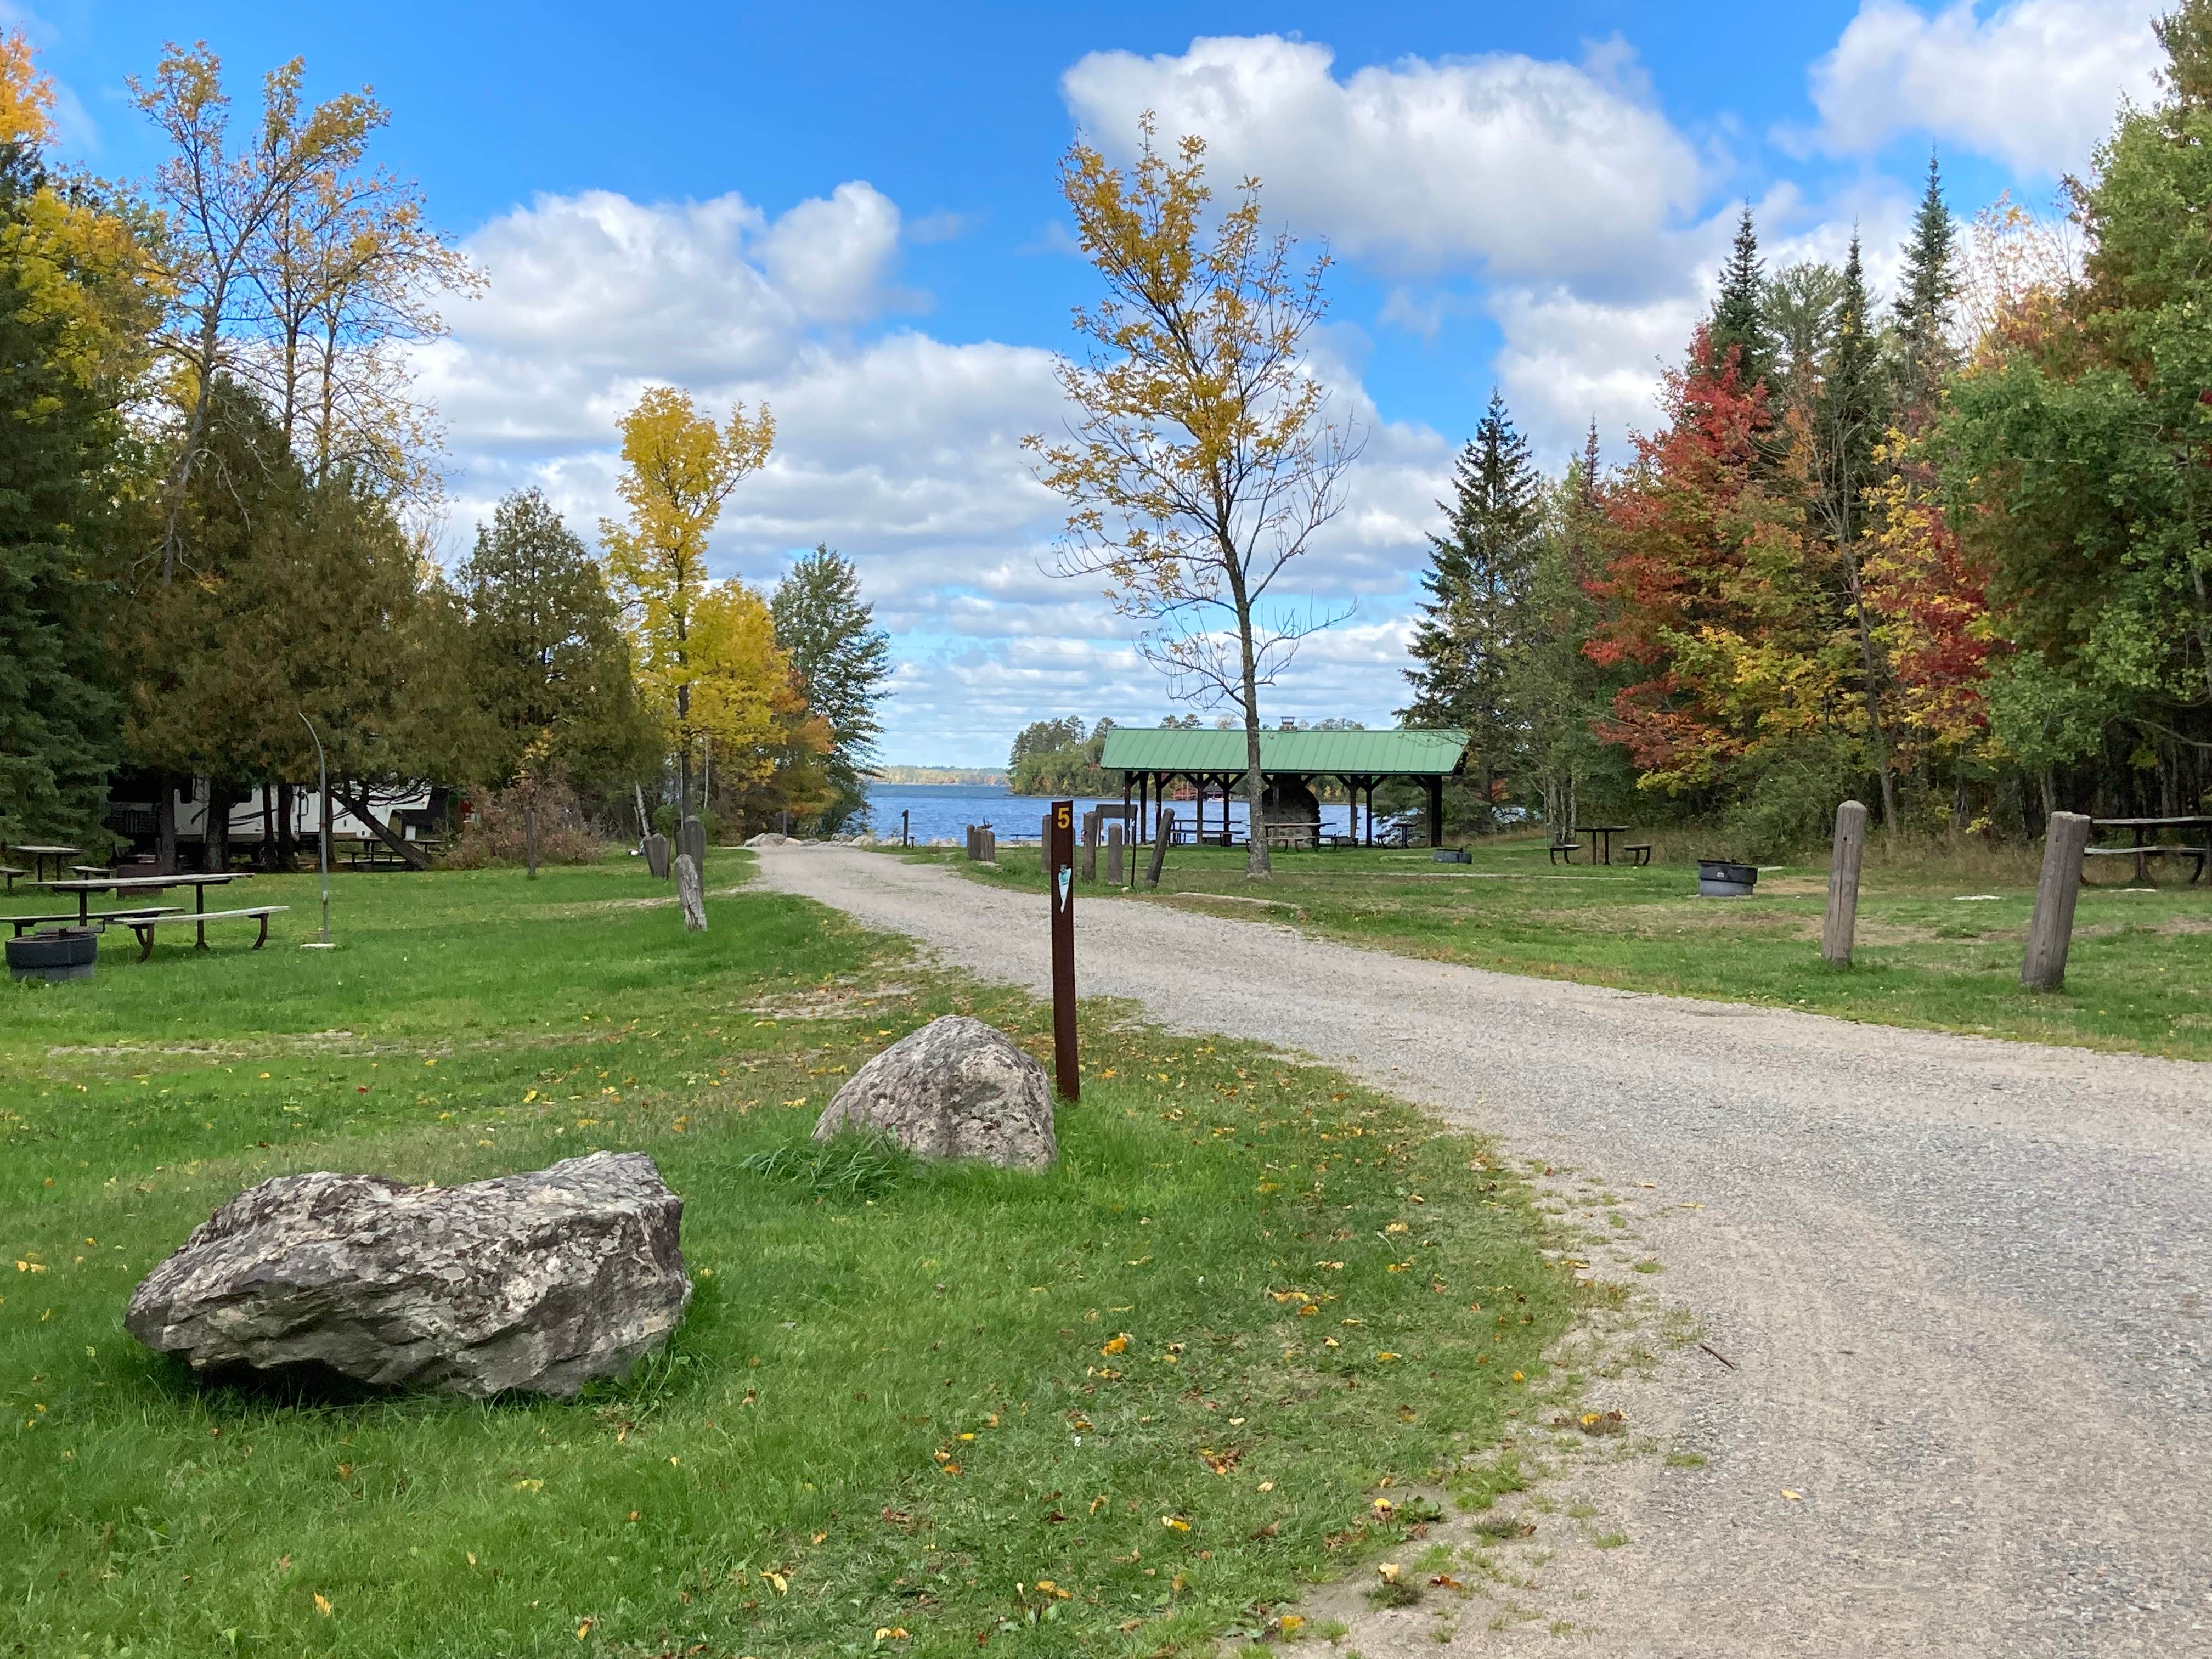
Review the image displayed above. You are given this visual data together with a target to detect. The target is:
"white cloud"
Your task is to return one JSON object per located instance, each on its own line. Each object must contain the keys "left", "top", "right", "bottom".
{"left": 1808, "top": 0, "right": 2164, "bottom": 173}
{"left": 755, "top": 180, "right": 907, "bottom": 323}
{"left": 1060, "top": 34, "right": 1707, "bottom": 283}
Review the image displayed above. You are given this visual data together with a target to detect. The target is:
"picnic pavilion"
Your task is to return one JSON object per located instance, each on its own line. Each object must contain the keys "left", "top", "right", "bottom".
{"left": 1099, "top": 726, "right": 1470, "bottom": 849}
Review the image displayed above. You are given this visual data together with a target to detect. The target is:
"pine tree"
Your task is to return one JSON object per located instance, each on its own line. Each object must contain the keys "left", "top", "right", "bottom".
{"left": 1893, "top": 154, "right": 1959, "bottom": 409}
{"left": 458, "top": 488, "right": 653, "bottom": 798}
{"left": 1709, "top": 205, "right": 1775, "bottom": 388}
{"left": 1814, "top": 233, "right": 1901, "bottom": 827}
{"left": 769, "top": 545, "right": 891, "bottom": 833}
{"left": 1400, "top": 390, "right": 1542, "bottom": 826}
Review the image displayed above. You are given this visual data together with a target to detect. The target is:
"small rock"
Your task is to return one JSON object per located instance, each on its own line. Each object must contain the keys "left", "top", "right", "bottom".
{"left": 814, "top": 1015, "right": 1056, "bottom": 1169}
{"left": 744, "top": 832, "right": 792, "bottom": 847}
{"left": 125, "top": 1152, "right": 691, "bottom": 1397}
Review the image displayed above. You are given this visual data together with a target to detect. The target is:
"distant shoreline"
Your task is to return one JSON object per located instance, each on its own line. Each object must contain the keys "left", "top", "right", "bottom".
{"left": 870, "top": 766, "right": 1008, "bottom": 786}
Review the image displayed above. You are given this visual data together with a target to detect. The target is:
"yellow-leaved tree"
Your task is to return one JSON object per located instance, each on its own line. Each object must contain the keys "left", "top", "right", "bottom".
{"left": 601, "top": 385, "right": 776, "bottom": 810}
{"left": 1026, "top": 118, "right": 1361, "bottom": 877}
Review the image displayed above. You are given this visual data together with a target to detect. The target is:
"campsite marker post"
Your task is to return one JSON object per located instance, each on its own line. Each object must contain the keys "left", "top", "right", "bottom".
{"left": 1048, "top": 799, "right": 1079, "bottom": 1102}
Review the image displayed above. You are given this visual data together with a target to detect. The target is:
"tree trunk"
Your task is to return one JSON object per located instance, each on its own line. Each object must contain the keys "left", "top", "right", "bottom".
{"left": 202, "top": 781, "right": 234, "bottom": 873}
{"left": 155, "top": 772, "right": 178, "bottom": 876}
{"left": 1845, "top": 578, "right": 1898, "bottom": 829}
{"left": 276, "top": 781, "right": 297, "bottom": 869}
{"left": 1230, "top": 573, "right": 1271, "bottom": 878}
{"left": 330, "top": 783, "right": 433, "bottom": 870}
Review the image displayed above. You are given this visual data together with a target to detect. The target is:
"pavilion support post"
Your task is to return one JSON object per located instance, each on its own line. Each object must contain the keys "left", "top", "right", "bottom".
{"left": 1427, "top": 776, "right": 1443, "bottom": 846}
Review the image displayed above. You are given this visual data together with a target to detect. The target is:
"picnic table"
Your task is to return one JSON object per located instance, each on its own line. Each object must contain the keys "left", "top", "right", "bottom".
{"left": 1573, "top": 825, "right": 1632, "bottom": 866}
{"left": 38, "top": 873, "right": 247, "bottom": 934}
{"left": 10, "top": 844, "right": 82, "bottom": 882}
{"left": 2086, "top": 815, "right": 2212, "bottom": 884}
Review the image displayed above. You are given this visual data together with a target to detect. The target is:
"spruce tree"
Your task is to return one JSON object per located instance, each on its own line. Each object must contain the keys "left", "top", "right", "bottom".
{"left": 1709, "top": 205, "right": 1775, "bottom": 388}
{"left": 1815, "top": 234, "right": 1900, "bottom": 827}
{"left": 770, "top": 545, "right": 891, "bottom": 833}
{"left": 1893, "top": 154, "right": 1959, "bottom": 409}
{"left": 1400, "top": 390, "right": 1542, "bottom": 826}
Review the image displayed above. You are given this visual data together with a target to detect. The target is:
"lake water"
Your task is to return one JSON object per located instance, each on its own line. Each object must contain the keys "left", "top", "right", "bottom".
{"left": 861, "top": 782, "right": 1364, "bottom": 844}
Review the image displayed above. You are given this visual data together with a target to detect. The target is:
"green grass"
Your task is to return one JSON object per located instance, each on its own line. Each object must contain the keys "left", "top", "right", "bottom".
{"left": 915, "top": 835, "right": 2212, "bottom": 1062}
{"left": 1, "top": 857, "right": 1570, "bottom": 1657}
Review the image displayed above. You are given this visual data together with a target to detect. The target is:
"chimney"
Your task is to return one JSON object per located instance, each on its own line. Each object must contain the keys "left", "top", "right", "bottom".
{"left": 1279, "top": 716, "right": 1297, "bottom": 730}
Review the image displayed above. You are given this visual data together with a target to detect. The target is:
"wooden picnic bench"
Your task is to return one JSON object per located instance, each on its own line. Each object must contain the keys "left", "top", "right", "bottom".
{"left": 7, "top": 905, "right": 183, "bottom": 938}
{"left": 0, "top": 866, "right": 23, "bottom": 894}
{"left": 1620, "top": 842, "right": 1654, "bottom": 867}
{"left": 125, "top": 905, "right": 288, "bottom": 960}
{"left": 1548, "top": 838, "right": 1581, "bottom": 865}
{"left": 2084, "top": 815, "right": 2212, "bottom": 884}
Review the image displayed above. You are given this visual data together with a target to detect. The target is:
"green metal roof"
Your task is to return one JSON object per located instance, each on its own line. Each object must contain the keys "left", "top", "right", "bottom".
{"left": 1099, "top": 727, "right": 1469, "bottom": 777}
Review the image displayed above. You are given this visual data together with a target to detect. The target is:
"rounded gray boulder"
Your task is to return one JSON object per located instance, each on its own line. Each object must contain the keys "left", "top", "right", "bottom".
{"left": 814, "top": 1014, "right": 1057, "bottom": 1170}
{"left": 125, "top": 1151, "right": 691, "bottom": 1397}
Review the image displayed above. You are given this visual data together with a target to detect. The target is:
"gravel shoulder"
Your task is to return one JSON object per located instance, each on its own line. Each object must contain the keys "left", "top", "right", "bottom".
{"left": 758, "top": 844, "right": 2211, "bottom": 1658}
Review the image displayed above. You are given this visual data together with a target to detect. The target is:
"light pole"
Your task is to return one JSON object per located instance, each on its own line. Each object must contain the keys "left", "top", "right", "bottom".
{"left": 299, "top": 712, "right": 335, "bottom": 949}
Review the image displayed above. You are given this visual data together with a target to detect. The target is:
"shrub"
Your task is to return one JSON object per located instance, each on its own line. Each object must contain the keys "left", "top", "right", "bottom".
{"left": 442, "top": 778, "right": 607, "bottom": 868}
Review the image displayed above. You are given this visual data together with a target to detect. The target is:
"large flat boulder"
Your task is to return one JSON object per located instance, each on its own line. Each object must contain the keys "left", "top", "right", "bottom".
{"left": 125, "top": 1152, "right": 691, "bottom": 1397}
{"left": 814, "top": 1014, "right": 1056, "bottom": 1170}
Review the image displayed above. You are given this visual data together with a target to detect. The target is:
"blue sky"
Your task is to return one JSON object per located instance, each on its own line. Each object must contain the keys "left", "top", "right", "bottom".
{"left": 10, "top": 1, "right": 2168, "bottom": 765}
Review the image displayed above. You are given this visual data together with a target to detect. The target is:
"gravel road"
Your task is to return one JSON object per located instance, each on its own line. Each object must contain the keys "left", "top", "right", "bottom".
{"left": 755, "top": 844, "right": 2210, "bottom": 1657}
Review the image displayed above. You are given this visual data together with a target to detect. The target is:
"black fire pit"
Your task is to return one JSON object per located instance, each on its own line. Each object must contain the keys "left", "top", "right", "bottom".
{"left": 1696, "top": 859, "right": 1758, "bottom": 898}
{"left": 8, "top": 927, "right": 97, "bottom": 983}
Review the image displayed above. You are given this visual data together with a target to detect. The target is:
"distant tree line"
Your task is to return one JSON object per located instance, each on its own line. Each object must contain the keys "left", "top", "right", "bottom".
{"left": 1404, "top": 5, "right": 2212, "bottom": 853}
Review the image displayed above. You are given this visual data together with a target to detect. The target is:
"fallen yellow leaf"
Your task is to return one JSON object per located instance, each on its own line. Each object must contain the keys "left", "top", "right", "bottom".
{"left": 1376, "top": 1562, "right": 1401, "bottom": 1583}
{"left": 576, "top": 1618, "right": 594, "bottom": 1638}
{"left": 1100, "top": 1333, "right": 1129, "bottom": 1356}
{"left": 1161, "top": 1515, "right": 1189, "bottom": 1532}
{"left": 1781, "top": 1489, "right": 1802, "bottom": 1502}
{"left": 313, "top": 1593, "right": 332, "bottom": 1617}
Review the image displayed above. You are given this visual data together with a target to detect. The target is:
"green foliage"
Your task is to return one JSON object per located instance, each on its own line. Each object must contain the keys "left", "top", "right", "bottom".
{"left": 1007, "top": 715, "right": 1113, "bottom": 795}
{"left": 1709, "top": 206, "right": 1775, "bottom": 389}
{"left": 1401, "top": 391, "right": 1542, "bottom": 829}
{"left": 769, "top": 544, "right": 890, "bottom": 833}
{"left": 457, "top": 488, "right": 655, "bottom": 800}
{"left": 0, "top": 129, "right": 133, "bottom": 846}
{"left": 737, "top": 1130, "right": 913, "bottom": 1201}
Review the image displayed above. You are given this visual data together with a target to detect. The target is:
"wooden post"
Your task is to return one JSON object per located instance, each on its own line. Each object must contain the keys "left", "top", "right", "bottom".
{"left": 1105, "top": 822, "right": 1125, "bottom": 885}
{"left": 2022, "top": 811, "right": 2093, "bottom": 991}
{"left": 1146, "top": 808, "right": 1174, "bottom": 888}
{"left": 525, "top": 805, "right": 539, "bottom": 881}
{"left": 1047, "top": 799, "right": 1078, "bottom": 1102}
{"left": 1081, "top": 810, "right": 1098, "bottom": 882}
{"left": 1821, "top": 799, "right": 1867, "bottom": 966}
{"left": 901, "top": 809, "right": 910, "bottom": 848}
{"left": 675, "top": 852, "right": 707, "bottom": 932}
{"left": 1426, "top": 776, "right": 1443, "bottom": 847}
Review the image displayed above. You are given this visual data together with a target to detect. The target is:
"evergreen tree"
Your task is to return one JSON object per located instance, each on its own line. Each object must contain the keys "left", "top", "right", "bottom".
{"left": 458, "top": 488, "right": 653, "bottom": 799}
{"left": 1400, "top": 390, "right": 1543, "bottom": 825}
{"left": 0, "top": 158, "right": 121, "bottom": 844}
{"left": 0, "top": 44, "right": 154, "bottom": 848}
{"left": 1813, "top": 234, "right": 1901, "bottom": 826}
{"left": 770, "top": 545, "right": 891, "bottom": 833}
{"left": 1893, "top": 154, "right": 1959, "bottom": 409}
{"left": 1709, "top": 205, "right": 1775, "bottom": 388}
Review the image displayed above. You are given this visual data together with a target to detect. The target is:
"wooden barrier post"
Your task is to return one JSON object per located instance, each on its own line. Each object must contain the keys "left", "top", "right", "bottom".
{"left": 1146, "top": 808, "right": 1175, "bottom": 889}
{"left": 2022, "top": 811, "right": 2093, "bottom": 990}
{"left": 1105, "top": 822, "right": 1125, "bottom": 885}
{"left": 525, "top": 805, "right": 538, "bottom": 881}
{"left": 1821, "top": 799, "right": 1867, "bottom": 965}
{"left": 1081, "top": 810, "right": 1099, "bottom": 882}
{"left": 1047, "top": 799, "right": 1079, "bottom": 1101}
